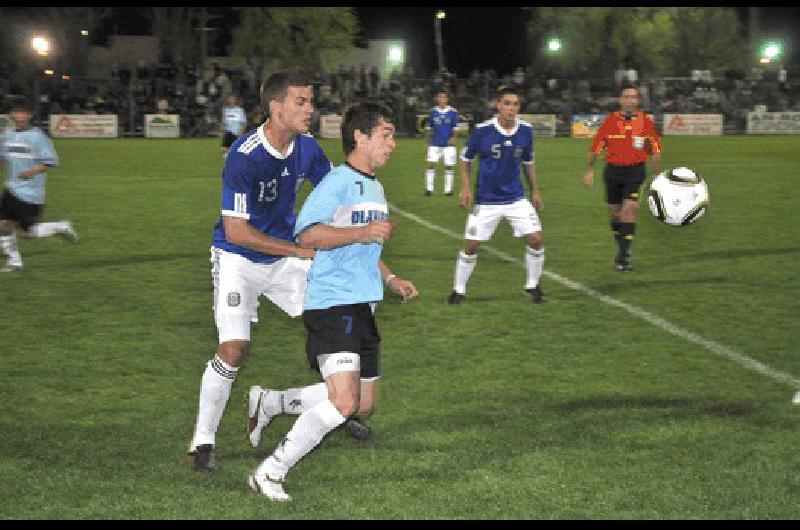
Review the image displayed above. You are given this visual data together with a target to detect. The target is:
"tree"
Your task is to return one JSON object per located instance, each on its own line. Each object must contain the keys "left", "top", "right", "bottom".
{"left": 526, "top": 7, "right": 746, "bottom": 79}
{"left": 232, "top": 7, "right": 358, "bottom": 83}
{"left": 149, "top": 7, "right": 204, "bottom": 65}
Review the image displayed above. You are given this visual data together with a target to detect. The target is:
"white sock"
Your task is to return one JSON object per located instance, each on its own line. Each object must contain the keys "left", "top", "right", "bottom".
{"left": 444, "top": 169, "right": 454, "bottom": 194}
{"left": 256, "top": 399, "right": 346, "bottom": 480}
{"left": 190, "top": 354, "right": 239, "bottom": 449}
{"left": 425, "top": 169, "right": 435, "bottom": 192}
{"left": 454, "top": 251, "right": 477, "bottom": 295}
{"left": 265, "top": 382, "right": 328, "bottom": 416}
{"left": 30, "top": 221, "right": 70, "bottom": 238}
{"left": 524, "top": 246, "right": 545, "bottom": 290}
{"left": 0, "top": 234, "right": 22, "bottom": 266}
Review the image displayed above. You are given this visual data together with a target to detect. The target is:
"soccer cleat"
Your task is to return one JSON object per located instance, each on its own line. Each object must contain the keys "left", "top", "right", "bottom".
{"left": 248, "top": 473, "right": 291, "bottom": 502}
{"left": 344, "top": 416, "right": 373, "bottom": 441}
{"left": 446, "top": 291, "right": 465, "bottom": 305}
{"left": 424, "top": 190, "right": 433, "bottom": 197}
{"left": 1, "top": 263, "right": 23, "bottom": 273}
{"left": 187, "top": 444, "right": 218, "bottom": 472}
{"left": 614, "top": 258, "right": 633, "bottom": 272}
{"left": 525, "top": 286, "right": 547, "bottom": 304}
{"left": 247, "top": 386, "right": 276, "bottom": 448}
{"left": 445, "top": 192, "right": 453, "bottom": 197}
{"left": 59, "top": 222, "right": 78, "bottom": 243}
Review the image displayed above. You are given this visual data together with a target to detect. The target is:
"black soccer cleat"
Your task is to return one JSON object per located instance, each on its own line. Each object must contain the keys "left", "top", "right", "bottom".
{"left": 424, "top": 190, "right": 433, "bottom": 197}
{"left": 525, "top": 286, "right": 547, "bottom": 304}
{"left": 187, "top": 444, "right": 219, "bottom": 472}
{"left": 344, "top": 416, "right": 373, "bottom": 441}
{"left": 614, "top": 258, "right": 633, "bottom": 272}
{"left": 447, "top": 291, "right": 465, "bottom": 305}
{"left": 445, "top": 192, "right": 453, "bottom": 197}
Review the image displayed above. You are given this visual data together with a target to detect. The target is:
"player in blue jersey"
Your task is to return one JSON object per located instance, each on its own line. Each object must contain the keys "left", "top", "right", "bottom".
{"left": 187, "top": 71, "right": 333, "bottom": 472}
{"left": 220, "top": 94, "right": 247, "bottom": 159}
{"left": 246, "top": 101, "right": 418, "bottom": 502}
{"left": 447, "top": 86, "right": 547, "bottom": 305}
{"left": 1, "top": 99, "right": 77, "bottom": 273}
{"left": 424, "top": 90, "right": 460, "bottom": 196}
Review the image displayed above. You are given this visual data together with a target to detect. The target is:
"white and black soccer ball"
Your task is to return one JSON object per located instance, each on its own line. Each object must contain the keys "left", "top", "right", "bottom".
{"left": 647, "top": 167, "right": 709, "bottom": 227}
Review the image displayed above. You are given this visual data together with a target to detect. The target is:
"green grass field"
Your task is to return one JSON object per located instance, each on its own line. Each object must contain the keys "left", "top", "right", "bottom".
{"left": 1, "top": 135, "right": 799, "bottom": 519}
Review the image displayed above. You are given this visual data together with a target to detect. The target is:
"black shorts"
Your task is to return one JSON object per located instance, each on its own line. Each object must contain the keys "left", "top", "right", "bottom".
{"left": 603, "top": 163, "right": 646, "bottom": 205}
{"left": 222, "top": 132, "right": 238, "bottom": 148}
{"left": 303, "top": 303, "right": 381, "bottom": 379}
{"left": 0, "top": 189, "right": 42, "bottom": 231}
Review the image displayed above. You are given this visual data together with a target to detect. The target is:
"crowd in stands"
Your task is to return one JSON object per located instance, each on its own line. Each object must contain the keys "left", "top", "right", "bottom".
{"left": 2, "top": 60, "right": 798, "bottom": 137}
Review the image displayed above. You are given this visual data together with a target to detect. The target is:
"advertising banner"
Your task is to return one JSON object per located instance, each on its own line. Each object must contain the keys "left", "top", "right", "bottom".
{"left": 50, "top": 115, "right": 118, "bottom": 138}
{"left": 145, "top": 114, "right": 180, "bottom": 138}
{"left": 747, "top": 112, "right": 800, "bottom": 134}
{"left": 663, "top": 114, "right": 723, "bottom": 136}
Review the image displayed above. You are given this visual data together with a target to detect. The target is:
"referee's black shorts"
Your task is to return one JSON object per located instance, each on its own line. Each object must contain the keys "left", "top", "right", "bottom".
{"left": 222, "top": 131, "right": 238, "bottom": 148}
{"left": 603, "top": 162, "right": 646, "bottom": 205}
{"left": 0, "top": 188, "right": 42, "bottom": 231}
{"left": 303, "top": 303, "right": 381, "bottom": 379}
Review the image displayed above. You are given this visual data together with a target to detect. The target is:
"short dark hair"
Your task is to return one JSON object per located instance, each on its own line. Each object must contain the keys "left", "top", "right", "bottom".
{"left": 260, "top": 70, "right": 312, "bottom": 112}
{"left": 341, "top": 101, "right": 395, "bottom": 157}
{"left": 496, "top": 85, "right": 520, "bottom": 100}
{"left": 620, "top": 83, "right": 639, "bottom": 95}
{"left": 9, "top": 97, "right": 31, "bottom": 113}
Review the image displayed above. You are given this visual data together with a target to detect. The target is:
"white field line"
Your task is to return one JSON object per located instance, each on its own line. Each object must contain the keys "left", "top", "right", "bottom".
{"left": 389, "top": 203, "right": 800, "bottom": 389}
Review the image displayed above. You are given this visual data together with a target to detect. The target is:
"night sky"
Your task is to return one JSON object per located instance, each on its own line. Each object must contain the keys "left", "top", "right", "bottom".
{"left": 9, "top": 6, "right": 800, "bottom": 76}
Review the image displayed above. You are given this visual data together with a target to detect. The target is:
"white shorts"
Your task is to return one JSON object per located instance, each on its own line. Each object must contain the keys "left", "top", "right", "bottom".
{"left": 211, "top": 247, "right": 311, "bottom": 343}
{"left": 427, "top": 145, "right": 457, "bottom": 166}
{"left": 463, "top": 198, "right": 542, "bottom": 242}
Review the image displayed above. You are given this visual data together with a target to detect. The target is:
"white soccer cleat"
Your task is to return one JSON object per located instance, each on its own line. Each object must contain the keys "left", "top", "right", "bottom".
{"left": 248, "top": 473, "right": 291, "bottom": 502}
{"left": 60, "top": 222, "right": 78, "bottom": 243}
{"left": 1, "top": 262, "right": 23, "bottom": 273}
{"left": 247, "top": 386, "right": 275, "bottom": 448}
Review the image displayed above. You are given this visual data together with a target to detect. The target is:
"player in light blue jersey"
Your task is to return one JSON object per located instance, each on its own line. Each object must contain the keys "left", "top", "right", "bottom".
{"left": 246, "top": 101, "right": 418, "bottom": 502}
{"left": 1, "top": 99, "right": 76, "bottom": 273}
{"left": 221, "top": 94, "right": 247, "bottom": 159}
{"left": 447, "top": 86, "right": 547, "bottom": 305}
{"left": 424, "top": 90, "right": 460, "bottom": 196}
{"left": 187, "top": 72, "right": 333, "bottom": 472}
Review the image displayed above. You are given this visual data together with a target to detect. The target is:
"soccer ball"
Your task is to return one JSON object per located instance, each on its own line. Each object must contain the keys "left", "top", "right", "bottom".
{"left": 647, "top": 167, "right": 709, "bottom": 226}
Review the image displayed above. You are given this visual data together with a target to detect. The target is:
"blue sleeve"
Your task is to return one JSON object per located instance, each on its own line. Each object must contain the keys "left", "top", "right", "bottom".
{"left": 220, "top": 152, "right": 254, "bottom": 219}
{"left": 295, "top": 173, "right": 343, "bottom": 238}
{"left": 304, "top": 141, "right": 332, "bottom": 187}
{"left": 462, "top": 128, "right": 479, "bottom": 161}
{"left": 37, "top": 132, "right": 58, "bottom": 167}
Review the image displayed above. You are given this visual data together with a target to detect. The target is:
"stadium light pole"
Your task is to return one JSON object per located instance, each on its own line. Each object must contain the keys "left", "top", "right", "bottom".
{"left": 31, "top": 36, "right": 51, "bottom": 127}
{"left": 434, "top": 10, "right": 446, "bottom": 73}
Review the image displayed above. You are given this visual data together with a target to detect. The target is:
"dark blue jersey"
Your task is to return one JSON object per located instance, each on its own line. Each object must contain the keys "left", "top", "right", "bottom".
{"left": 461, "top": 117, "right": 535, "bottom": 205}
{"left": 211, "top": 127, "right": 332, "bottom": 264}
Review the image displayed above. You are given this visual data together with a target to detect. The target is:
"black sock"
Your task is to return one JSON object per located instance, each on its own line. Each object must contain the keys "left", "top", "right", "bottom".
{"left": 611, "top": 220, "right": 622, "bottom": 241}
{"left": 618, "top": 223, "right": 636, "bottom": 259}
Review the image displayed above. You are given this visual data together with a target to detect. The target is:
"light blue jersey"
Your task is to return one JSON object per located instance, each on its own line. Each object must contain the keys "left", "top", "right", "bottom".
{"left": 2, "top": 126, "right": 58, "bottom": 205}
{"left": 223, "top": 106, "right": 247, "bottom": 135}
{"left": 295, "top": 163, "right": 388, "bottom": 311}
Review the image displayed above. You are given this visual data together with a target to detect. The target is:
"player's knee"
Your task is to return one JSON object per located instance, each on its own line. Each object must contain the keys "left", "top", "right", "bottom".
{"left": 464, "top": 241, "right": 480, "bottom": 256}
{"left": 217, "top": 341, "right": 250, "bottom": 367}
{"left": 331, "top": 396, "right": 360, "bottom": 418}
{"left": 527, "top": 232, "right": 543, "bottom": 249}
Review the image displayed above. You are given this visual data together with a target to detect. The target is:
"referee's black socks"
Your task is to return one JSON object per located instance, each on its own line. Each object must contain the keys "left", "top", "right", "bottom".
{"left": 618, "top": 222, "right": 636, "bottom": 259}
{"left": 611, "top": 220, "right": 622, "bottom": 241}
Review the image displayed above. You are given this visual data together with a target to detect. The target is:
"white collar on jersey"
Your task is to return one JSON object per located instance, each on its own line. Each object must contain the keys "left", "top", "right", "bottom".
{"left": 435, "top": 106, "right": 454, "bottom": 113}
{"left": 492, "top": 116, "right": 519, "bottom": 137}
{"left": 257, "top": 121, "right": 295, "bottom": 160}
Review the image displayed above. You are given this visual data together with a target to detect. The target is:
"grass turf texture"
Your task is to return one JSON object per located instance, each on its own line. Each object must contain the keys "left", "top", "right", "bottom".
{"left": 1, "top": 136, "right": 799, "bottom": 519}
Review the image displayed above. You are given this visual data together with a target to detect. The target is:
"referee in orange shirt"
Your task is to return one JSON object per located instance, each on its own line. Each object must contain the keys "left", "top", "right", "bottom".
{"left": 583, "top": 84, "right": 661, "bottom": 271}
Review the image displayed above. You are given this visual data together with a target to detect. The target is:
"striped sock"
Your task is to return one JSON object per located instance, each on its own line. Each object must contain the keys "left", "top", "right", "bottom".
{"left": 190, "top": 354, "right": 239, "bottom": 449}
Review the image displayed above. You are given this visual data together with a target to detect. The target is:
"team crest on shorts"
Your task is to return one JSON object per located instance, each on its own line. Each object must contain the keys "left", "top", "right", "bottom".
{"left": 227, "top": 292, "right": 241, "bottom": 307}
